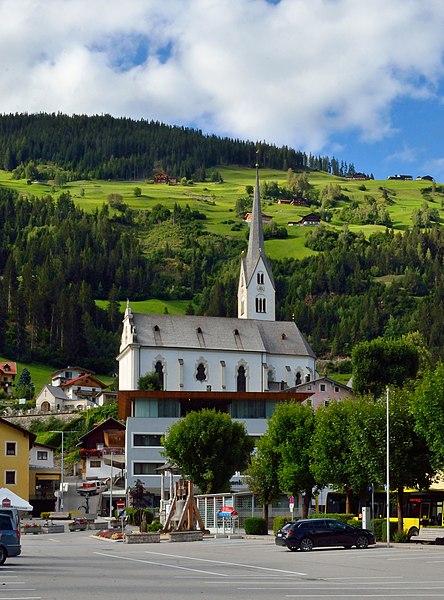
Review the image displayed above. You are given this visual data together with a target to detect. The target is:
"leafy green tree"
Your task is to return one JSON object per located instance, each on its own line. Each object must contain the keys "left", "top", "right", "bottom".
{"left": 14, "top": 367, "right": 35, "bottom": 400}
{"left": 352, "top": 337, "right": 420, "bottom": 397}
{"left": 133, "top": 187, "right": 142, "bottom": 197}
{"left": 266, "top": 402, "right": 316, "bottom": 518}
{"left": 246, "top": 434, "right": 281, "bottom": 522}
{"left": 349, "top": 392, "right": 435, "bottom": 532}
{"left": 138, "top": 371, "right": 162, "bottom": 391}
{"left": 162, "top": 409, "right": 254, "bottom": 494}
{"left": 311, "top": 399, "right": 368, "bottom": 512}
{"left": 411, "top": 362, "right": 444, "bottom": 470}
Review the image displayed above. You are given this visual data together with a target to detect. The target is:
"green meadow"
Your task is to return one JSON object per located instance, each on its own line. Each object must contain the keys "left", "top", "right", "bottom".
{"left": 95, "top": 298, "right": 190, "bottom": 314}
{"left": 0, "top": 355, "right": 115, "bottom": 397}
{"left": 1, "top": 168, "right": 441, "bottom": 390}
{"left": 0, "top": 166, "right": 441, "bottom": 263}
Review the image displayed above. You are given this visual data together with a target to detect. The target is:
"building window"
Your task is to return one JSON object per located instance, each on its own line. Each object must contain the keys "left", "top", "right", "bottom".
{"left": 5, "top": 471, "right": 16, "bottom": 485}
{"left": 334, "top": 386, "right": 340, "bottom": 393}
{"left": 237, "top": 365, "right": 246, "bottom": 392}
{"left": 133, "top": 434, "right": 162, "bottom": 447}
{"left": 133, "top": 462, "right": 164, "bottom": 476}
{"left": 37, "top": 451, "right": 48, "bottom": 460}
{"left": 307, "top": 385, "right": 312, "bottom": 391}
{"left": 231, "top": 399, "right": 265, "bottom": 418}
{"left": 196, "top": 363, "right": 206, "bottom": 382}
{"left": 255, "top": 297, "right": 266, "bottom": 313}
{"left": 257, "top": 272, "right": 264, "bottom": 285}
{"left": 90, "top": 460, "right": 101, "bottom": 468}
{"left": 320, "top": 384, "right": 326, "bottom": 392}
{"left": 295, "top": 372, "right": 302, "bottom": 386}
{"left": 154, "top": 361, "right": 164, "bottom": 389}
{"left": 324, "top": 400, "right": 330, "bottom": 407}
{"left": 5, "top": 442, "right": 16, "bottom": 456}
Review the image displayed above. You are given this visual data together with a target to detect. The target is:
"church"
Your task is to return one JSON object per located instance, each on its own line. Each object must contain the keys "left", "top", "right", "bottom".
{"left": 117, "top": 167, "right": 317, "bottom": 496}
{"left": 118, "top": 168, "right": 316, "bottom": 393}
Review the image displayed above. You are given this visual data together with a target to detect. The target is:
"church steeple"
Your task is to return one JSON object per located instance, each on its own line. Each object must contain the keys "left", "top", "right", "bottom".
{"left": 237, "top": 164, "right": 275, "bottom": 321}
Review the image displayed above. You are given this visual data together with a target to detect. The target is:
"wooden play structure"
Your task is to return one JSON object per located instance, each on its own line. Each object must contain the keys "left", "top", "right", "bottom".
{"left": 163, "top": 479, "right": 206, "bottom": 532}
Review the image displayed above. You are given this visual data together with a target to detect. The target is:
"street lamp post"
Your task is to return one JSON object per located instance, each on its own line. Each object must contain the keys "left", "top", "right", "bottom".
{"left": 109, "top": 451, "right": 114, "bottom": 518}
{"left": 386, "top": 387, "right": 390, "bottom": 548}
{"left": 51, "top": 430, "right": 79, "bottom": 512}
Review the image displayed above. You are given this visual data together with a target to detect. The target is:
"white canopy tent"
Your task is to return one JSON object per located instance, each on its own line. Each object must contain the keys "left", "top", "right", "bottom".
{"left": 0, "top": 488, "right": 33, "bottom": 511}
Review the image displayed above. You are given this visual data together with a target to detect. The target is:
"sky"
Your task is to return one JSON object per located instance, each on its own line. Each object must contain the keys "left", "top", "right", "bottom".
{"left": 1, "top": 0, "right": 444, "bottom": 181}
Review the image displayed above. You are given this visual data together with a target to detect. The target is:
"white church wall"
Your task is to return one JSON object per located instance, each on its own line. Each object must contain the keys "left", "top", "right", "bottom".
{"left": 135, "top": 346, "right": 316, "bottom": 393}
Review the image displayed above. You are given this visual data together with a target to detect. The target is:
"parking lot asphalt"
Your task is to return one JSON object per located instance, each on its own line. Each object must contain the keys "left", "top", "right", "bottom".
{"left": 5, "top": 530, "right": 444, "bottom": 600}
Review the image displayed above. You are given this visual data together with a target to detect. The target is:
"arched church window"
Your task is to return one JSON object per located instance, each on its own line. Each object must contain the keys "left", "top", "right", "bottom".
{"left": 155, "top": 361, "right": 164, "bottom": 389}
{"left": 257, "top": 272, "right": 264, "bottom": 285}
{"left": 237, "top": 365, "right": 246, "bottom": 392}
{"left": 295, "top": 372, "right": 302, "bottom": 386}
{"left": 305, "top": 373, "right": 311, "bottom": 382}
{"left": 196, "top": 363, "right": 206, "bottom": 382}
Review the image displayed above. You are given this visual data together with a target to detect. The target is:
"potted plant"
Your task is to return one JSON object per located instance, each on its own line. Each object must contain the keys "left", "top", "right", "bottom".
{"left": 22, "top": 522, "right": 42, "bottom": 535}
{"left": 68, "top": 518, "right": 88, "bottom": 532}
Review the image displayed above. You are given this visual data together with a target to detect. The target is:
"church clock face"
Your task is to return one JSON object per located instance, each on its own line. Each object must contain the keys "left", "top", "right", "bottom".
{"left": 257, "top": 284, "right": 265, "bottom": 292}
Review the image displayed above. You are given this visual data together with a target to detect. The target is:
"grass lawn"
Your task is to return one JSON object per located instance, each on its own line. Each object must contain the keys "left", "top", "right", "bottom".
{"left": 95, "top": 298, "right": 190, "bottom": 314}
{"left": 0, "top": 356, "right": 115, "bottom": 396}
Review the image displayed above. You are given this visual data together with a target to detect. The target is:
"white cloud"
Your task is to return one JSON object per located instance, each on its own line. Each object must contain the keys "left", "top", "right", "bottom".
{"left": 0, "top": 0, "right": 444, "bottom": 156}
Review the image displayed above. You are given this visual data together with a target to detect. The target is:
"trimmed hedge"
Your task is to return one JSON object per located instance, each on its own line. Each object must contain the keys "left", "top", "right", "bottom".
{"left": 311, "top": 513, "right": 355, "bottom": 524}
{"left": 371, "top": 518, "right": 397, "bottom": 541}
{"left": 244, "top": 517, "right": 268, "bottom": 535}
{"left": 273, "top": 516, "right": 293, "bottom": 535}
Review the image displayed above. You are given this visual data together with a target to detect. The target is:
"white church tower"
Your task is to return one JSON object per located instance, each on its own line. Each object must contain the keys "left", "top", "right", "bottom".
{"left": 238, "top": 165, "right": 276, "bottom": 321}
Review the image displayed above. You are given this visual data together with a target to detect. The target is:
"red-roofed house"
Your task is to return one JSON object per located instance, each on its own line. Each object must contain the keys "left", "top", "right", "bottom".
{"left": 60, "top": 374, "right": 108, "bottom": 409}
{"left": 0, "top": 362, "right": 17, "bottom": 396}
{"left": 51, "top": 366, "right": 94, "bottom": 387}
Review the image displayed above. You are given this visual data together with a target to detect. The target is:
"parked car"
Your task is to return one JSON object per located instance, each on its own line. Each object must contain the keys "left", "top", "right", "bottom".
{"left": 0, "top": 507, "right": 21, "bottom": 531}
{"left": 281, "top": 518, "right": 376, "bottom": 552}
{"left": 0, "top": 514, "right": 21, "bottom": 565}
{"left": 275, "top": 520, "right": 299, "bottom": 547}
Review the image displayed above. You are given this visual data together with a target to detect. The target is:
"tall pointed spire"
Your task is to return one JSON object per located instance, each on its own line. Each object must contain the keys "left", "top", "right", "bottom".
{"left": 246, "top": 164, "right": 266, "bottom": 269}
{"left": 237, "top": 160, "right": 275, "bottom": 321}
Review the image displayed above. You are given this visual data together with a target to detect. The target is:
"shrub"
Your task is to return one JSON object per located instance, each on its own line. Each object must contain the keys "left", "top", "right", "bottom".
{"left": 273, "top": 516, "right": 293, "bottom": 535}
{"left": 347, "top": 519, "right": 361, "bottom": 527}
{"left": 311, "top": 513, "right": 354, "bottom": 524}
{"left": 371, "top": 518, "right": 397, "bottom": 541}
{"left": 125, "top": 507, "right": 137, "bottom": 525}
{"left": 244, "top": 517, "right": 268, "bottom": 535}
{"left": 393, "top": 530, "right": 409, "bottom": 543}
{"left": 147, "top": 520, "right": 163, "bottom": 532}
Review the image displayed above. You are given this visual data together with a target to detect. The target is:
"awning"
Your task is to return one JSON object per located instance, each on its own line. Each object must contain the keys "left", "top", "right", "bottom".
{"left": 0, "top": 487, "right": 33, "bottom": 511}
{"left": 102, "top": 455, "right": 125, "bottom": 469}
{"left": 36, "top": 475, "right": 60, "bottom": 481}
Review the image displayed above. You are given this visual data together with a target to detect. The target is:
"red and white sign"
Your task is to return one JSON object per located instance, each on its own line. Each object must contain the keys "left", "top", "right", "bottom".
{"left": 116, "top": 499, "right": 125, "bottom": 510}
{"left": 1, "top": 498, "right": 11, "bottom": 507}
{"left": 218, "top": 506, "right": 238, "bottom": 517}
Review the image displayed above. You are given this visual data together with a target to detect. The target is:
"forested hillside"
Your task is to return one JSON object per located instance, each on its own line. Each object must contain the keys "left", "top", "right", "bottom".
{"left": 1, "top": 112, "right": 444, "bottom": 375}
{"left": 0, "top": 113, "right": 358, "bottom": 180}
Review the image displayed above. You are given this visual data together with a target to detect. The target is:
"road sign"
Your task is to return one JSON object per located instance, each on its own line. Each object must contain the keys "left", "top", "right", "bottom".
{"left": 218, "top": 506, "right": 238, "bottom": 518}
{"left": 116, "top": 499, "right": 125, "bottom": 510}
{"left": 1, "top": 498, "right": 11, "bottom": 507}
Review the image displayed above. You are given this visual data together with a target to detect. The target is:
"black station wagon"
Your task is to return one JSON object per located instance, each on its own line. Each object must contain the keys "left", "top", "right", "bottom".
{"left": 278, "top": 518, "right": 376, "bottom": 552}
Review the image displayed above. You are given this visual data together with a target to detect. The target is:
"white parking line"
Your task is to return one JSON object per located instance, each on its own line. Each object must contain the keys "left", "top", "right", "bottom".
{"left": 285, "top": 594, "right": 444, "bottom": 600}
{"left": 93, "top": 551, "right": 228, "bottom": 576}
{"left": 143, "top": 550, "right": 307, "bottom": 576}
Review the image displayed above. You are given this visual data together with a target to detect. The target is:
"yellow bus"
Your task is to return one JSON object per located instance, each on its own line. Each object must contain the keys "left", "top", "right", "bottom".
{"left": 325, "top": 489, "right": 444, "bottom": 537}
